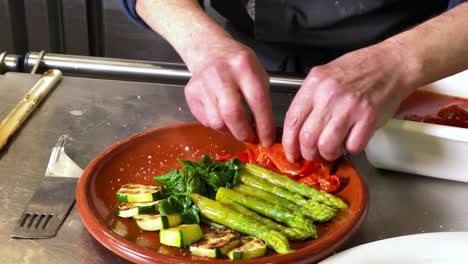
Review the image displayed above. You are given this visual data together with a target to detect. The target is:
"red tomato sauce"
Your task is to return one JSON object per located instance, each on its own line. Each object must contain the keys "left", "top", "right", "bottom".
{"left": 395, "top": 90, "right": 468, "bottom": 128}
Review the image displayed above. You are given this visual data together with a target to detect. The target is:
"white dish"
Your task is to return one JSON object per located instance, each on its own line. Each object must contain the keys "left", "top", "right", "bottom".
{"left": 319, "top": 232, "right": 468, "bottom": 264}
{"left": 365, "top": 70, "right": 468, "bottom": 183}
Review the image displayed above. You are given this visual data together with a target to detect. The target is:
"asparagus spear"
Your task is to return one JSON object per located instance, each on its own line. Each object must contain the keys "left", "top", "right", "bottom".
{"left": 244, "top": 163, "right": 348, "bottom": 209}
{"left": 234, "top": 183, "right": 335, "bottom": 222}
{"left": 239, "top": 172, "right": 336, "bottom": 218}
{"left": 217, "top": 193, "right": 313, "bottom": 240}
{"left": 189, "top": 193, "right": 292, "bottom": 254}
{"left": 216, "top": 188, "right": 318, "bottom": 237}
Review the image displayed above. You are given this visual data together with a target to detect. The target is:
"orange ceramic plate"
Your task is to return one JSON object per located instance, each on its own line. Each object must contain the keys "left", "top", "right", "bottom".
{"left": 76, "top": 123, "right": 368, "bottom": 264}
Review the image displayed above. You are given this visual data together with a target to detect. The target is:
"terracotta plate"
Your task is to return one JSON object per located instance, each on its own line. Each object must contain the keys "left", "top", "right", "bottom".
{"left": 76, "top": 122, "right": 368, "bottom": 264}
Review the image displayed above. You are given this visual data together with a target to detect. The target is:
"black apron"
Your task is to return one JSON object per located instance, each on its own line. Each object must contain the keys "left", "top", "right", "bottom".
{"left": 211, "top": 0, "right": 447, "bottom": 50}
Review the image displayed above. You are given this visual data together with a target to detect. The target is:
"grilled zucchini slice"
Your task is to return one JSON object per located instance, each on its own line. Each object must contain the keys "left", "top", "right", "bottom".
{"left": 227, "top": 236, "right": 267, "bottom": 260}
{"left": 116, "top": 200, "right": 161, "bottom": 218}
{"left": 133, "top": 214, "right": 182, "bottom": 231}
{"left": 189, "top": 229, "right": 240, "bottom": 258}
{"left": 160, "top": 224, "right": 203, "bottom": 248}
{"left": 116, "top": 184, "right": 162, "bottom": 203}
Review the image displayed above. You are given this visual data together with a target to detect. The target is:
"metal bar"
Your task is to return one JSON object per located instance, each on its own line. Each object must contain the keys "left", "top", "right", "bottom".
{"left": 25, "top": 52, "right": 303, "bottom": 93}
{"left": 0, "top": 54, "right": 22, "bottom": 73}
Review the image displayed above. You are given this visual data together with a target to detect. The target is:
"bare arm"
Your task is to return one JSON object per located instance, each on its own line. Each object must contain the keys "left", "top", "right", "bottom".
{"left": 136, "top": 0, "right": 275, "bottom": 146}
{"left": 283, "top": 3, "right": 468, "bottom": 161}
{"left": 136, "top": 0, "right": 229, "bottom": 69}
{"left": 389, "top": 2, "right": 468, "bottom": 87}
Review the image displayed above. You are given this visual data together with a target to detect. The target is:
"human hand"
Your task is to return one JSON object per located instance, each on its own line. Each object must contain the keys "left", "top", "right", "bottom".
{"left": 184, "top": 37, "right": 275, "bottom": 146}
{"left": 282, "top": 44, "right": 415, "bottom": 161}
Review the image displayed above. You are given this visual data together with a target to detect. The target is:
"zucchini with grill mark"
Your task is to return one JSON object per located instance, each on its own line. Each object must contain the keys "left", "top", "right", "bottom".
{"left": 189, "top": 229, "right": 240, "bottom": 258}
{"left": 227, "top": 236, "right": 267, "bottom": 260}
{"left": 133, "top": 214, "right": 182, "bottom": 231}
{"left": 116, "top": 184, "right": 162, "bottom": 203}
{"left": 116, "top": 200, "right": 161, "bottom": 218}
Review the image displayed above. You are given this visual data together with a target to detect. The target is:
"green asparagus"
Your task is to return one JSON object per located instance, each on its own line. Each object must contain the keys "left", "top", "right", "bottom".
{"left": 244, "top": 163, "right": 348, "bottom": 209}
{"left": 239, "top": 172, "right": 336, "bottom": 218}
{"left": 216, "top": 188, "right": 318, "bottom": 237}
{"left": 189, "top": 193, "right": 292, "bottom": 254}
{"left": 217, "top": 193, "right": 313, "bottom": 240}
{"left": 234, "top": 183, "right": 335, "bottom": 222}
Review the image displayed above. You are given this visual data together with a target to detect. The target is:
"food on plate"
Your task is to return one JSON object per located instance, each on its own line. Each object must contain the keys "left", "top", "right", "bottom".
{"left": 189, "top": 193, "right": 292, "bottom": 254}
{"left": 111, "top": 144, "right": 349, "bottom": 260}
{"left": 216, "top": 143, "right": 342, "bottom": 193}
{"left": 116, "top": 200, "right": 161, "bottom": 218}
{"left": 189, "top": 229, "right": 241, "bottom": 258}
{"left": 237, "top": 172, "right": 337, "bottom": 221}
{"left": 227, "top": 236, "right": 268, "bottom": 260}
{"left": 233, "top": 184, "right": 335, "bottom": 222}
{"left": 215, "top": 196, "right": 312, "bottom": 240}
{"left": 116, "top": 184, "right": 162, "bottom": 203}
{"left": 244, "top": 163, "right": 348, "bottom": 209}
{"left": 134, "top": 214, "right": 182, "bottom": 231}
{"left": 160, "top": 224, "right": 204, "bottom": 247}
{"left": 215, "top": 187, "right": 318, "bottom": 237}
{"left": 396, "top": 90, "right": 468, "bottom": 128}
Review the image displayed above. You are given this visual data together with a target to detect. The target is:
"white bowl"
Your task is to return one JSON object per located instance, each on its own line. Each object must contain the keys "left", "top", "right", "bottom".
{"left": 365, "top": 70, "right": 468, "bottom": 183}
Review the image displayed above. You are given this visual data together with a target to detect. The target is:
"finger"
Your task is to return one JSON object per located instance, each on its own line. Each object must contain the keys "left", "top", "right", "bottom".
{"left": 282, "top": 80, "right": 318, "bottom": 162}
{"left": 345, "top": 113, "right": 376, "bottom": 154}
{"left": 298, "top": 106, "right": 330, "bottom": 161}
{"left": 201, "top": 89, "right": 227, "bottom": 132}
{"left": 236, "top": 62, "right": 275, "bottom": 146}
{"left": 317, "top": 113, "right": 354, "bottom": 161}
{"left": 216, "top": 83, "right": 255, "bottom": 142}
{"left": 185, "top": 81, "right": 210, "bottom": 127}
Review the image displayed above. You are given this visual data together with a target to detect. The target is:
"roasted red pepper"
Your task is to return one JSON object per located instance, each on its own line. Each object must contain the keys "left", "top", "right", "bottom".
{"left": 216, "top": 143, "right": 342, "bottom": 193}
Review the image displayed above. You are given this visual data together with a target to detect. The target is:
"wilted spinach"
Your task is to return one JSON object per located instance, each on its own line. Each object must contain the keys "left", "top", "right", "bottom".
{"left": 153, "top": 155, "right": 243, "bottom": 224}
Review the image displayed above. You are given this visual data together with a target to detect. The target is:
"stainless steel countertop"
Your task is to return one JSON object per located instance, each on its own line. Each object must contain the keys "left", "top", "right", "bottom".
{"left": 1, "top": 72, "right": 467, "bottom": 264}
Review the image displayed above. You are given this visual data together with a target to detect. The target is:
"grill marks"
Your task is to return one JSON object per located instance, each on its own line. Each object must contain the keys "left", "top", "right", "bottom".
{"left": 118, "top": 184, "right": 160, "bottom": 195}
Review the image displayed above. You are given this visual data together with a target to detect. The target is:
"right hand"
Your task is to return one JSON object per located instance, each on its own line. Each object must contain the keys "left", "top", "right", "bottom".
{"left": 184, "top": 38, "right": 276, "bottom": 146}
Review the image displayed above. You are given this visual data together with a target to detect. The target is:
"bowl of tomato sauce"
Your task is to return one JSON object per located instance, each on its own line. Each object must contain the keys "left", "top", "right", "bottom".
{"left": 365, "top": 70, "right": 468, "bottom": 182}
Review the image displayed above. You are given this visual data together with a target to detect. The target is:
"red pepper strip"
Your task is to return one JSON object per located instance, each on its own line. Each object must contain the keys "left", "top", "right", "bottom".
{"left": 318, "top": 175, "right": 341, "bottom": 193}
{"left": 215, "top": 154, "right": 235, "bottom": 162}
{"left": 260, "top": 143, "right": 304, "bottom": 176}
{"left": 297, "top": 161, "right": 321, "bottom": 177}
{"left": 215, "top": 152, "right": 250, "bottom": 163}
{"left": 299, "top": 174, "right": 320, "bottom": 190}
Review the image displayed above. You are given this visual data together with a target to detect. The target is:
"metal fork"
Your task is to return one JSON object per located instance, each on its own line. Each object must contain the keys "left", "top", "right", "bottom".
{"left": 11, "top": 135, "right": 83, "bottom": 239}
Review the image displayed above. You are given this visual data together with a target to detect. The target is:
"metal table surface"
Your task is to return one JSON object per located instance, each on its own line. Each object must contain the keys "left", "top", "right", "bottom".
{"left": 1, "top": 72, "right": 467, "bottom": 264}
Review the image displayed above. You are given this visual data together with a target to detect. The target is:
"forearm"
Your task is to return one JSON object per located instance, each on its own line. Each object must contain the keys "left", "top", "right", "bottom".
{"left": 381, "top": 3, "right": 468, "bottom": 88}
{"left": 135, "top": 0, "right": 233, "bottom": 69}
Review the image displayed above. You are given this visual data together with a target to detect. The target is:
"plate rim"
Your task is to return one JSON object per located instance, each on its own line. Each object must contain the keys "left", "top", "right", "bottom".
{"left": 319, "top": 231, "right": 468, "bottom": 263}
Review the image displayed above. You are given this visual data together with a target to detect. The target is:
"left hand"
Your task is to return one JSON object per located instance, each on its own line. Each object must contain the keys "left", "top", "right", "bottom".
{"left": 282, "top": 43, "right": 415, "bottom": 161}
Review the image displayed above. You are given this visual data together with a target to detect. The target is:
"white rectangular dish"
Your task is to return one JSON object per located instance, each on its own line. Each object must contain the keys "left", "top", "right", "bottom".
{"left": 365, "top": 70, "right": 468, "bottom": 183}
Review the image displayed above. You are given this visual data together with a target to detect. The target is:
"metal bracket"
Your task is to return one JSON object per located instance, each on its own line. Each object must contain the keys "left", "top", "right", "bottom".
{"left": 30, "top": 50, "right": 46, "bottom": 75}
{"left": 0, "top": 52, "right": 7, "bottom": 74}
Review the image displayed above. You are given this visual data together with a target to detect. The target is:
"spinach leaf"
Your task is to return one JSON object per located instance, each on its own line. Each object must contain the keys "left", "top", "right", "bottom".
{"left": 153, "top": 155, "right": 243, "bottom": 222}
{"left": 154, "top": 167, "right": 206, "bottom": 196}
{"left": 158, "top": 195, "right": 200, "bottom": 224}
